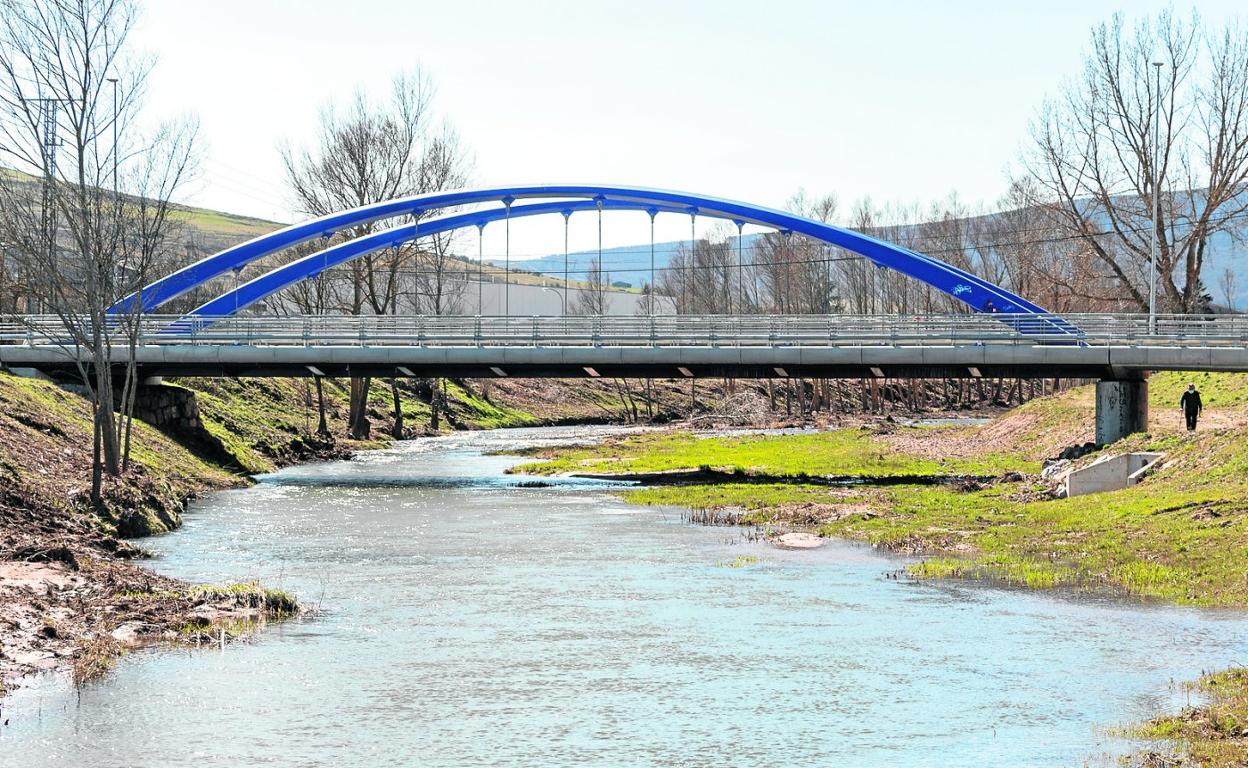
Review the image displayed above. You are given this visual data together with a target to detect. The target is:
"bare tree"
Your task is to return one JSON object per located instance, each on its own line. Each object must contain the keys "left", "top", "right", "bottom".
{"left": 1024, "top": 10, "right": 1248, "bottom": 313}
{"left": 573, "top": 257, "right": 611, "bottom": 315}
{"left": 0, "top": 0, "right": 197, "bottom": 504}
{"left": 281, "top": 71, "right": 469, "bottom": 438}
{"left": 1220, "top": 266, "right": 1238, "bottom": 312}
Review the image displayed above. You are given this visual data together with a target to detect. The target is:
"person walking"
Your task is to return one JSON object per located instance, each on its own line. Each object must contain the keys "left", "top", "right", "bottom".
{"left": 1180, "top": 383, "right": 1203, "bottom": 432}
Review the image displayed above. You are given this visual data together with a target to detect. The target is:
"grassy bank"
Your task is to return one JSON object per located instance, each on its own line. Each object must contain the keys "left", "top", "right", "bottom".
{"left": 516, "top": 371, "right": 1248, "bottom": 606}
{"left": 1126, "top": 668, "right": 1248, "bottom": 767}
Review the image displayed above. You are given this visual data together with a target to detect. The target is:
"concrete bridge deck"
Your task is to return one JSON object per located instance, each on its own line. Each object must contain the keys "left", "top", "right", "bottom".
{"left": 2, "top": 314, "right": 1246, "bottom": 381}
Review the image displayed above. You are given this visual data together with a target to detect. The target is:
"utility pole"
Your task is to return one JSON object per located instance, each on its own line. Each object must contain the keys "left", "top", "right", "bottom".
{"left": 503, "top": 197, "right": 512, "bottom": 317}
{"left": 34, "top": 97, "right": 63, "bottom": 315}
{"left": 1149, "top": 60, "right": 1164, "bottom": 334}
{"left": 562, "top": 210, "right": 571, "bottom": 317}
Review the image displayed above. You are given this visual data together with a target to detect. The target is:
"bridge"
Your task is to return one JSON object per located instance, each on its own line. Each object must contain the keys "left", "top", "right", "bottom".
{"left": 2, "top": 183, "right": 1243, "bottom": 445}
{"left": 4, "top": 313, "right": 1248, "bottom": 444}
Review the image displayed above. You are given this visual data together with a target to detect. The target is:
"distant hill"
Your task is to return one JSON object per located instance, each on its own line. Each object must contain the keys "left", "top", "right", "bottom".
{"left": 488, "top": 235, "right": 765, "bottom": 289}
{"left": 0, "top": 167, "right": 286, "bottom": 255}
{"left": 173, "top": 206, "right": 284, "bottom": 253}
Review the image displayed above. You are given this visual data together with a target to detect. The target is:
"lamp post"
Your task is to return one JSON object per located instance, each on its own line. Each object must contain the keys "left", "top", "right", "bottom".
{"left": 541, "top": 286, "right": 566, "bottom": 315}
{"left": 1149, "top": 60, "right": 1164, "bottom": 334}
{"left": 0, "top": 241, "right": 8, "bottom": 315}
{"left": 106, "top": 77, "right": 118, "bottom": 194}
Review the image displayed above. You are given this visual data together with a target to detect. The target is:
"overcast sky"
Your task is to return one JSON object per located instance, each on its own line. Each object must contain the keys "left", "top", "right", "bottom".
{"left": 130, "top": 0, "right": 1242, "bottom": 260}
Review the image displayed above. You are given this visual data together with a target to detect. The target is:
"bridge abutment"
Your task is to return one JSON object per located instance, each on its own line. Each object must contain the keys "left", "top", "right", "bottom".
{"left": 1095, "top": 376, "right": 1148, "bottom": 446}
{"left": 130, "top": 384, "right": 202, "bottom": 435}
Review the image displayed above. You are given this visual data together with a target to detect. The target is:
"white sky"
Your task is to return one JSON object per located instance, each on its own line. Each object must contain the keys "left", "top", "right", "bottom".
{"left": 130, "top": 0, "right": 1242, "bottom": 261}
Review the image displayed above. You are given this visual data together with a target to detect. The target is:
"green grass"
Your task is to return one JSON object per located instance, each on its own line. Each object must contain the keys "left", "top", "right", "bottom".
{"left": 1151, "top": 370, "right": 1248, "bottom": 408}
{"left": 445, "top": 380, "right": 537, "bottom": 429}
{"left": 514, "top": 428, "right": 1035, "bottom": 478}
{"left": 0, "top": 372, "right": 236, "bottom": 535}
{"left": 1128, "top": 667, "right": 1248, "bottom": 766}
{"left": 171, "top": 205, "right": 281, "bottom": 238}
{"left": 515, "top": 373, "right": 1248, "bottom": 606}
{"left": 624, "top": 482, "right": 857, "bottom": 511}
{"left": 188, "top": 581, "right": 300, "bottom": 615}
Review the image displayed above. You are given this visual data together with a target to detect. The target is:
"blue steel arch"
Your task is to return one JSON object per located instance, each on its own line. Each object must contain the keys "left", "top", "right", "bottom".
{"left": 187, "top": 199, "right": 691, "bottom": 319}
{"left": 114, "top": 184, "right": 1065, "bottom": 330}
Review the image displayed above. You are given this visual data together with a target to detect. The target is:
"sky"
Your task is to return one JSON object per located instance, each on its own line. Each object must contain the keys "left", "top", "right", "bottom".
{"left": 129, "top": 0, "right": 1243, "bottom": 261}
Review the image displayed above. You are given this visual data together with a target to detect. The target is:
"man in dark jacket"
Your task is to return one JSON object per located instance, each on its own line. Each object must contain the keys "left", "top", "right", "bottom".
{"left": 1180, "top": 383, "right": 1203, "bottom": 431}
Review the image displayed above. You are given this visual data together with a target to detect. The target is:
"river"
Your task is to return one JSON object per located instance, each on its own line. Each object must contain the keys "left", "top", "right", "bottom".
{"left": 2, "top": 426, "right": 1246, "bottom": 767}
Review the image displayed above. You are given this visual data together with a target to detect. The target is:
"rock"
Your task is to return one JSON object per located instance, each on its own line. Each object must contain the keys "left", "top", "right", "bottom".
{"left": 110, "top": 621, "right": 146, "bottom": 645}
{"left": 1041, "top": 459, "right": 1072, "bottom": 482}
{"left": 771, "top": 532, "right": 825, "bottom": 550}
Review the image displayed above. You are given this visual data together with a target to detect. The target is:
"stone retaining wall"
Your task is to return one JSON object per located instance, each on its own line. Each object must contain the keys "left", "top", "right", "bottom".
{"left": 130, "top": 385, "right": 201, "bottom": 434}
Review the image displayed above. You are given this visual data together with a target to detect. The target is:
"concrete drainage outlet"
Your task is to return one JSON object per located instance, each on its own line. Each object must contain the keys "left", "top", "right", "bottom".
{"left": 1058, "top": 452, "right": 1165, "bottom": 498}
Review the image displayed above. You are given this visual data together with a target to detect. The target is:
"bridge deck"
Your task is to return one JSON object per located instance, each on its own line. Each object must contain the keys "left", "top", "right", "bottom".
{"left": 3, "top": 314, "right": 1247, "bottom": 379}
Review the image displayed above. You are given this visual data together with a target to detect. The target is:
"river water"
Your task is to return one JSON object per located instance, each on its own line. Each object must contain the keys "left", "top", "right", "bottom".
{"left": 3, "top": 426, "right": 1247, "bottom": 767}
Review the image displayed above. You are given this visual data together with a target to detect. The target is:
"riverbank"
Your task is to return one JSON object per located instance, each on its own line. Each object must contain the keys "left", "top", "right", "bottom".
{"left": 0, "top": 371, "right": 800, "bottom": 696}
{"left": 513, "top": 371, "right": 1248, "bottom": 606}
{"left": 0, "top": 372, "right": 317, "bottom": 696}
{"left": 10, "top": 424, "right": 1223, "bottom": 766}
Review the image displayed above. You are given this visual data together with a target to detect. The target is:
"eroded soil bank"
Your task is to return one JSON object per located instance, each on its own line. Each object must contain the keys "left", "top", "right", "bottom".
{"left": 0, "top": 374, "right": 318, "bottom": 696}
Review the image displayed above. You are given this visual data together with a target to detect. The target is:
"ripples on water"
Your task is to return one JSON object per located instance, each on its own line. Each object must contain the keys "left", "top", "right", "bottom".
{"left": 2, "top": 425, "right": 1246, "bottom": 767}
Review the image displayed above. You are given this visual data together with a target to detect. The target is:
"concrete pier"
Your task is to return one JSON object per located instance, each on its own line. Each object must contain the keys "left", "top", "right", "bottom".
{"left": 1095, "top": 377, "right": 1149, "bottom": 445}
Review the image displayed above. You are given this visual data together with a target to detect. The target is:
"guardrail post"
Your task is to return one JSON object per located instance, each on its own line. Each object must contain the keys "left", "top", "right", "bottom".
{"left": 532, "top": 316, "right": 539, "bottom": 347}
{"left": 475, "top": 316, "right": 482, "bottom": 348}
{"left": 303, "top": 316, "right": 310, "bottom": 348}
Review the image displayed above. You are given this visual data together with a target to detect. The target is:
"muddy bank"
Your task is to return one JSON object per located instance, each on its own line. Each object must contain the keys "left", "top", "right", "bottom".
{"left": 0, "top": 374, "right": 326, "bottom": 697}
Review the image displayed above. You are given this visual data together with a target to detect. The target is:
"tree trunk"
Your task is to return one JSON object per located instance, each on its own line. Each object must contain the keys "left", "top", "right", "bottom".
{"left": 390, "top": 379, "right": 404, "bottom": 438}
{"left": 315, "top": 377, "right": 329, "bottom": 435}
{"left": 91, "top": 405, "right": 102, "bottom": 508}
{"left": 95, "top": 369, "right": 121, "bottom": 475}
{"left": 348, "top": 376, "right": 372, "bottom": 439}
{"left": 429, "top": 378, "right": 442, "bottom": 432}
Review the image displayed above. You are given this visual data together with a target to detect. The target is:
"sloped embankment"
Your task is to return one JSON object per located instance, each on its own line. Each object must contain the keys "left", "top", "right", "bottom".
{"left": 0, "top": 372, "right": 299, "bottom": 695}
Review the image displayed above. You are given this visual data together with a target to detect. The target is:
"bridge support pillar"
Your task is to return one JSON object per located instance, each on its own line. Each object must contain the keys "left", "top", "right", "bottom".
{"left": 1095, "top": 376, "right": 1148, "bottom": 446}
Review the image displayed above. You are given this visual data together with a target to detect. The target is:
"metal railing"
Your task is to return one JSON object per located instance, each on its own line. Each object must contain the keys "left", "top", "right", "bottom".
{"left": 3, "top": 313, "right": 1248, "bottom": 350}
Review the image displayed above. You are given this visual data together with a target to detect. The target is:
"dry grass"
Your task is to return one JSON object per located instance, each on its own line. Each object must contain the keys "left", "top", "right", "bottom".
{"left": 72, "top": 635, "right": 122, "bottom": 688}
{"left": 1127, "top": 668, "right": 1248, "bottom": 766}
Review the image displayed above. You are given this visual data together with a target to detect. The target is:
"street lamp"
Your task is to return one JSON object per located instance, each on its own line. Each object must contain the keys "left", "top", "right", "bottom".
{"left": 541, "top": 286, "right": 566, "bottom": 316}
{"left": 106, "top": 77, "right": 118, "bottom": 194}
{"left": 0, "top": 241, "right": 8, "bottom": 315}
{"left": 1149, "top": 60, "right": 1164, "bottom": 334}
